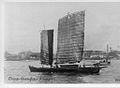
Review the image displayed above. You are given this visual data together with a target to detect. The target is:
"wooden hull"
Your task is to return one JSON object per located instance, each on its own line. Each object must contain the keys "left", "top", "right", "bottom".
{"left": 29, "top": 65, "right": 105, "bottom": 74}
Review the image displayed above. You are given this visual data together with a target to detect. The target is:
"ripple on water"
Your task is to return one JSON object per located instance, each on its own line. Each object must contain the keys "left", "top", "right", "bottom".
{"left": 4, "top": 60, "right": 120, "bottom": 83}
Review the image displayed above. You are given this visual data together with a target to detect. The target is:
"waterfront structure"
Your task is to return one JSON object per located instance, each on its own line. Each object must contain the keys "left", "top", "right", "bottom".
{"left": 83, "top": 50, "right": 106, "bottom": 58}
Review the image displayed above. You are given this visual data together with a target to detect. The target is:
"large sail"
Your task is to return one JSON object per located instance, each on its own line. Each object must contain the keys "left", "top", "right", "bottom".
{"left": 40, "top": 30, "right": 54, "bottom": 67}
{"left": 57, "top": 11, "right": 85, "bottom": 64}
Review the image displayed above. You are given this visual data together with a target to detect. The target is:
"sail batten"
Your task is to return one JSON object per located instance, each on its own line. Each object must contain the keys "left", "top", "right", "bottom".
{"left": 57, "top": 11, "right": 85, "bottom": 64}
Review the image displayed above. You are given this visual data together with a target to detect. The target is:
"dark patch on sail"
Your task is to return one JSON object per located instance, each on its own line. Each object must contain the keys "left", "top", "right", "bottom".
{"left": 48, "top": 30, "right": 54, "bottom": 67}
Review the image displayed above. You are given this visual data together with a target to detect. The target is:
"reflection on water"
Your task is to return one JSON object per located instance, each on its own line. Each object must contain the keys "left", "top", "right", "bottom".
{"left": 4, "top": 60, "right": 120, "bottom": 83}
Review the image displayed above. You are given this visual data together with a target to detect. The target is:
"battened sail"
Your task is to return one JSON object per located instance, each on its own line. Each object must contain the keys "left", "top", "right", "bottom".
{"left": 57, "top": 11, "right": 85, "bottom": 64}
{"left": 40, "top": 30, "right": 54, "bottom": 67}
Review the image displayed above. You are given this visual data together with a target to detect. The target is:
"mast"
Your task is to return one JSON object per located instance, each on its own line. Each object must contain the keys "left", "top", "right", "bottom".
{"left": 40, "top": 30, "right": 41, "bottom": 65}
{"left": 106, "top": 44, "right": 109, "bottom": 61}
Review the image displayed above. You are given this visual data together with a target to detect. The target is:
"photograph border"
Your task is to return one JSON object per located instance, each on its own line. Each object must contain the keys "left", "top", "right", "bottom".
{"left": 1, "top": 0, "right": 120, "bottom": 88}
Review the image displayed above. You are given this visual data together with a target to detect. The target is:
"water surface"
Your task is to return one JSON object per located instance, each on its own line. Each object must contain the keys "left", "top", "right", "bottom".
{"left": 4, "top": 60, "right": 120, "bottom": 83}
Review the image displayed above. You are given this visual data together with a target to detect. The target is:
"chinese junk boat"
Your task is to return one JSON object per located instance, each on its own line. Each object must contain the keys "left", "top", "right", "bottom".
{"left": 29, "top": 11, "right": 105, "bottom": 74}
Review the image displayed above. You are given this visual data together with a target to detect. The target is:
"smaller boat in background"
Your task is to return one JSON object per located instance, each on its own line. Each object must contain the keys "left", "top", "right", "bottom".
{"left": 94, "top": 44, "right": 111, "bottom": 67}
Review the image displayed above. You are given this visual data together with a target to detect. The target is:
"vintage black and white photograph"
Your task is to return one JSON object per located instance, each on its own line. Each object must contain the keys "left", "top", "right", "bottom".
{"left": 4, "top": 2, "right": 120, "bottom": 84}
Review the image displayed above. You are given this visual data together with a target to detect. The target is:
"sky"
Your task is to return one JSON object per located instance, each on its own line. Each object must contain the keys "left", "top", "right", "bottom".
{"left": 4, "top": 2, "right": 120, "bottom": 54}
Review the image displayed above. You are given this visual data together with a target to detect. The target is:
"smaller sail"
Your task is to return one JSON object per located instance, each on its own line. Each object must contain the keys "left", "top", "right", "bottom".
{"left": 40, "top": 30, "right": 54, "bottom": 67}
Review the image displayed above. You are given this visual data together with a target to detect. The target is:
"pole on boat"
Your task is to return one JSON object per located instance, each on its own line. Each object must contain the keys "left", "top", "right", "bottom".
{"left": 106, "top": 44, "right": 109, "bottom": 62}
{"left": 39, "top": 29, "right": 42, "bottom": 66}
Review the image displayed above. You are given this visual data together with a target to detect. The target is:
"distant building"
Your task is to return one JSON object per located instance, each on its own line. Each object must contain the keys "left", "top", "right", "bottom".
{"left": 4, "top": 51, "right": 19, "bottom": 61}
{"left": 18, "top": 51, "right": 41, "bottom": 60}
{"left": 83, "top": 50, "right": 106, "bottom": 59}
{"left": 29, "top": 52, "right": 40, "bottom": 60}
{"left": 18, "top": 51, "right": 32, "bottom": 59}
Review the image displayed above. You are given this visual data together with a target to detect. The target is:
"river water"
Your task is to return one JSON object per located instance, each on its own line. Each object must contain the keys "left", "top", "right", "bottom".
{"left": 4, "top": 59, "right": 120, "bottom": 83}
